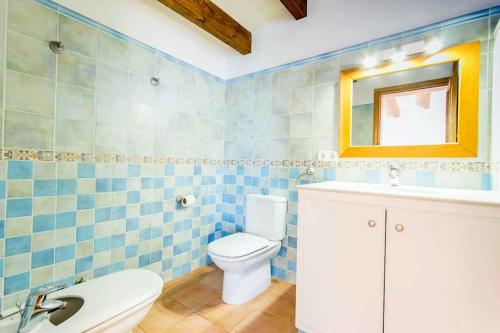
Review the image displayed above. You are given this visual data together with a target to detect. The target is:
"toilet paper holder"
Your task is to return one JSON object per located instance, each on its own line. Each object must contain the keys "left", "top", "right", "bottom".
{"left": 176, "top": 195, "right": 196, "bottom": 207}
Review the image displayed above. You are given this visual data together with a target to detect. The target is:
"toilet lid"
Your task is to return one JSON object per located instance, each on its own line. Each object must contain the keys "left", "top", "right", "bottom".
{"left": 208, "top": 232, "right": 271, "bottom": 258}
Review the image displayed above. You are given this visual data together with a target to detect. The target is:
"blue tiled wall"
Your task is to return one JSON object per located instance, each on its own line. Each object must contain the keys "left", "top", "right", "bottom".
{"left": 221, "top": 8, "right": 498, "bottom": 283}
{"left": 0, "top": 160, "right": 223, "bottom": 311}
{"left": 0, "top": 0, "right": 225, "bottom": 312}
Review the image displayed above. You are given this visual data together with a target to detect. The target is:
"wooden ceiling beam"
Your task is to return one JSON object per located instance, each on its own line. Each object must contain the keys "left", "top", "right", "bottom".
{"left": 280, "top": 0, "right": 307, "bottom": 20}
{"left": 158, "top": 0, "right": 252, "bottom": 54}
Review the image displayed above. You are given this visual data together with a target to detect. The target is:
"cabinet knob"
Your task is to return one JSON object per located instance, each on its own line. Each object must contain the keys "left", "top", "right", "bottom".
{"left": 395, "top": 224, "right": 404, "bottom": 232}
{"left": 368, "top": 220, "right": 376, "bottom": 228}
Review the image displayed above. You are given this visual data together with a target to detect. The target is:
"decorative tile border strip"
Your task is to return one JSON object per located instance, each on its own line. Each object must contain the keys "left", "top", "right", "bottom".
{"left": 1, "top": 149, "right": 493, "bottom": 172}
{"left": 55, "top": 152, "right": 94, "bottom": 162}
{"left": 221, "top": 159, "right": 492, "bottom": 172}
{"left": 3, "top": 149, "right": 228, "bottom": 165}
{"left": 3, "top": 149, "right": 53, "bottom": 161}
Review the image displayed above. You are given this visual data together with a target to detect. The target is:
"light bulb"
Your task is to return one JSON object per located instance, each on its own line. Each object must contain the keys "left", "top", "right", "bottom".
{"left": 425, "top": 39, "right": 442, "bottom": 54}
{"left": 391, "top": 51, "right": 406, "bottom": 63}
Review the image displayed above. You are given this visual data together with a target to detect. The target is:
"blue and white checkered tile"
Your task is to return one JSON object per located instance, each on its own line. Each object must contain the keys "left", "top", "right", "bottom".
{"left": 0, "top": 161, "right": 223, "bottom": 311}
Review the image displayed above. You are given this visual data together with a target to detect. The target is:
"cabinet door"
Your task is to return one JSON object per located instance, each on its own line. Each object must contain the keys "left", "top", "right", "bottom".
{"left": 385, "top": 209, "right": 500, "bottom": 333}
{"left": 296, "top": 197, "right": 386, "bottom": 333}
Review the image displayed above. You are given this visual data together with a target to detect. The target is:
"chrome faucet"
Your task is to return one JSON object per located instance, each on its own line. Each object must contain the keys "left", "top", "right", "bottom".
{"left": 389, "top": 162, "right": 400, "bottom": 187}
{"left": 18, "top": 284, "right": 68, "bottom": 333}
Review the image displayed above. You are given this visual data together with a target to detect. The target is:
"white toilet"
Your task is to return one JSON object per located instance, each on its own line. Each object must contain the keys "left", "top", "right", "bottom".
{"left": 208, "top": 194, "right": 287, "bottom": 304}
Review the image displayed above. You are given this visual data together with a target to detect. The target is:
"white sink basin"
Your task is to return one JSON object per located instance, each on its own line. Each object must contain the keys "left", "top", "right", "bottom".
{"left": 297, "top": 181, "right": 500, "bottom": 206}
{"left": 384, "top": 185, "right": 443, "bottom": 194}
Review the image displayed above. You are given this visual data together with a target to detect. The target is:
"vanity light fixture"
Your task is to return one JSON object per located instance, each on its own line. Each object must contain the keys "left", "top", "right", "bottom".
{"left": 391, "top": 51, "right": 406, "bottom": 63}
{"left": 362, "top": 56, "right": 377, "bottom": 68}
{"left": 425, "top": 39, "right": 442, "bottom": 54}
{"left": 361, "top": 40, "right": 428, "bottom": 68}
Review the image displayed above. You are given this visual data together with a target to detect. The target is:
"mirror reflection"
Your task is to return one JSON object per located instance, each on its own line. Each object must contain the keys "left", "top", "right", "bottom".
{"left": 351, "top": 62, "right": 458, "bottom": 146}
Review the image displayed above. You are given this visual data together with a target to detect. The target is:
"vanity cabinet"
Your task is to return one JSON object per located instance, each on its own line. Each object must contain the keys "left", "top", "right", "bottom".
{"left": 384, "top": 209, "right": 500, "bottom": 333}
{"left": 296, "top": 198, "right": 386, "bottom": 333}
{"left": 296, "top": 182, "right": 500, "bottom": 333}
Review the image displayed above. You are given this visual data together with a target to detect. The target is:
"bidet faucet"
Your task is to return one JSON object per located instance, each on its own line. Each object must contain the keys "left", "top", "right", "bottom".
{"left": 389, "top": 162, "right": 400, "bottom": 187}
{"left": 18, "top": 284, "right": 68, "bottom": 333}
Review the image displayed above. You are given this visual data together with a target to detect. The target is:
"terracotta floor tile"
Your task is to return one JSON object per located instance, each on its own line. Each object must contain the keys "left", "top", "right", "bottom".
{"left": 162, "top": 279, "right": 191, "bottom": 296}
{"left": 262, "top": 290, "right": 296, "bottom": 322}
{"left": 200, "top": 268, "right": 224, "bottom": 290}
{"left": 249, "top": 286, "right": 285, "bottom": 310}
{"left": 163, "top": 276, "right": 202, "bottom": 296}
{"left": 198, "top": 297, "right": 255, "bottom": 331}
{"left": 164, "top": 314, "right": 226, "bottom": 333}
{"left": 285, "top": 285, "right": 296, "bottom": 296}
{"left": 272, "top": 279, "right": 296, "bottom": 296}
{"left": 230, "top": 310, "right": 295, "bottom": 333}
{"left": 163, "top": 266, "right": 217, "bottom": 296}
{"left": 171, "top": 281, "right": 221, "bottom": 310}
{"left": 139, "top": 297, "right": 193, "bottom": 332}
{"left": 141, "top": 266, "right": 296, "bottom": 333}
{"left": 271, "top": 279, "right": 289, "bottom": 290}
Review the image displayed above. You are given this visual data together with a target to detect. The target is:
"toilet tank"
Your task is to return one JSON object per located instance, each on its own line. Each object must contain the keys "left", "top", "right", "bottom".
{"left": 245, "top": 194, "right": 287, "bottom": 241}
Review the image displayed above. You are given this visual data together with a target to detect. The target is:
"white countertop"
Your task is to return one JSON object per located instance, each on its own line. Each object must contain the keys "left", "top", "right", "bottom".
{"left": 298, "top": 181, "right": 500, "bottom": 206}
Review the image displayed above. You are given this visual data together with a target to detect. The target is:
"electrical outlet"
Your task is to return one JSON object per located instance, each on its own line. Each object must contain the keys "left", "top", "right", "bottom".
{"left": 317, "top": 150, "right": 339, "bottom": 162}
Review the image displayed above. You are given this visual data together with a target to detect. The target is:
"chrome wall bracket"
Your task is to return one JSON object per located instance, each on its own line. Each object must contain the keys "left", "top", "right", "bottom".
{"left": 150, "top": 77, "right": 160, "bottom": 86}
{"left": 49, "top": 41, "right": 65, "bottom": 54}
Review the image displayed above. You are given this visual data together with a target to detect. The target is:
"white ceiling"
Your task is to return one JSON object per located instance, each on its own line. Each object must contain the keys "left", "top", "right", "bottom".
{"left": 53, "top": 0, "right": 500, "bottom": 79}
{"left": 211, "top": 0, "right": 287, "bottom": 31}
{"left": 53, "top": 0, "right": 232, "bottom": 77}
{"left": 221, "top": 0, "right": 500, "bottom": 78}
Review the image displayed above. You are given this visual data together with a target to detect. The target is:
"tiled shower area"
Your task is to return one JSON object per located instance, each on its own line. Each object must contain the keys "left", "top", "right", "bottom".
{"left": 0, "top": 0, "right": 224, "bottom": 311}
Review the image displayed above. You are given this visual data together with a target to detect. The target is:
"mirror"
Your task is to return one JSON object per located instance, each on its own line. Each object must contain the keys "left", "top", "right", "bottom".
{"left": 351, "top": 62, "right": 458, "bottom": 146}
{"left": 339, "top": 41, "right": 480, "bottom": 158}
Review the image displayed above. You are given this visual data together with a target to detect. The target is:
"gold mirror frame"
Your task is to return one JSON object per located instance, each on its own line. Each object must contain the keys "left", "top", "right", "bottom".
{"left": 339, "top": 41, "right": 480, "bottom": 158}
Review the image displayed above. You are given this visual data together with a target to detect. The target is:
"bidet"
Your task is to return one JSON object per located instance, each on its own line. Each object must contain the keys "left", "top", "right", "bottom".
{"left": 18, "top": 285, "right": 68, "bottom": 333}
{"left": 0, "top": 269, "right": 163, "bottom": 333}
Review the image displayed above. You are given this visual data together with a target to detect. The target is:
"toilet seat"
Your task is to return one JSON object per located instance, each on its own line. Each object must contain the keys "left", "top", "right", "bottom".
{"left": 208, "top": 232, "right": 271, "bottom": 258}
